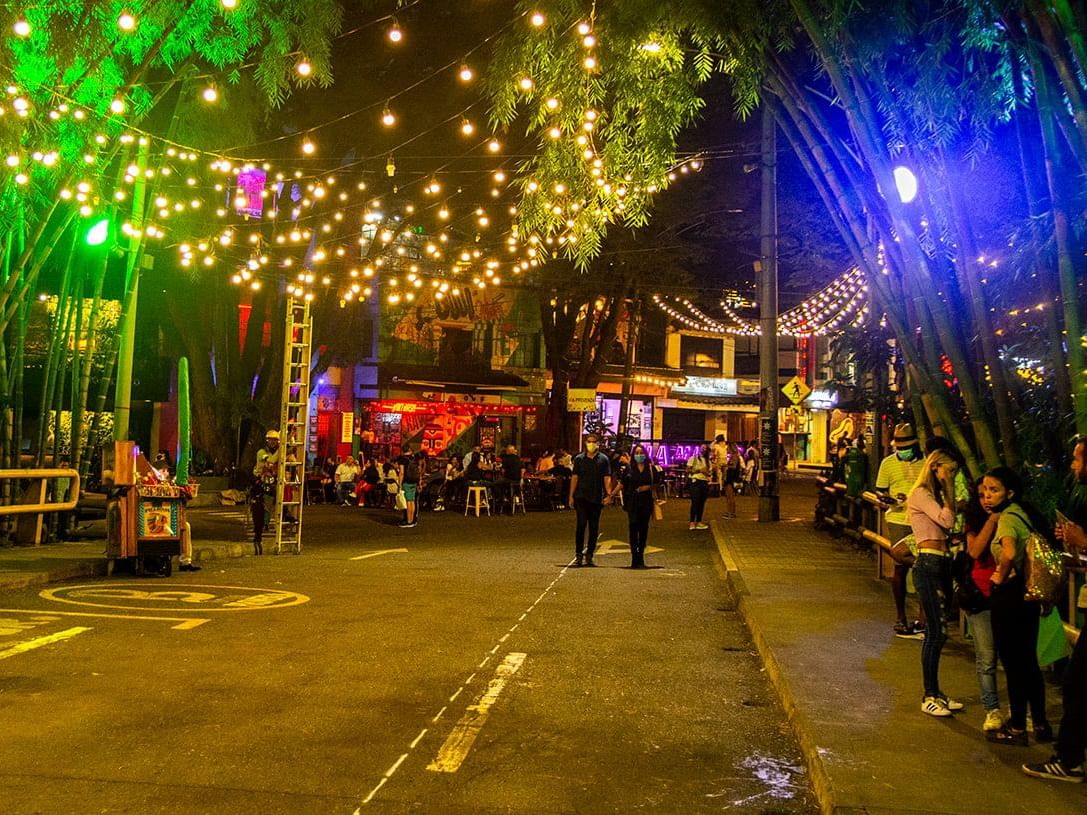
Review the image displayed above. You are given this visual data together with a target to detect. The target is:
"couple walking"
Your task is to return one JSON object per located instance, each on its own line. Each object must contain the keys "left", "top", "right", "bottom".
{"left": 568, "top": 434, "right": 658, "bottom": 569}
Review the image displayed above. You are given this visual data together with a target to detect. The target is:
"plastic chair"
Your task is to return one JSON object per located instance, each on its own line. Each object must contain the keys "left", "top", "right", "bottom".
{"left": 465, "top": 484, "right": 491, "bottom": 517}
{"left": 510, "top": 481, "right": 527, "bottom": 515}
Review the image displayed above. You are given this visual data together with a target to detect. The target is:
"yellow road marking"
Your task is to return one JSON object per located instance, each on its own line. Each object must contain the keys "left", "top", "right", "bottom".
{"left": 350, "top": 548, "right": 409, "bottom": 561}
{"left": 0, "top": 626, "right": 92, "bottom": 660}
{"left": 0, "top": 608, "right": 210, "bottom": 630}
{"left": 595, "top": 539, "right": 663, "bottom": 556}
{"left": 40, "top": 584, "right": 309, "bottom": 612}
{"left": 427, "top": 652, "right": 526, "bottom": 773}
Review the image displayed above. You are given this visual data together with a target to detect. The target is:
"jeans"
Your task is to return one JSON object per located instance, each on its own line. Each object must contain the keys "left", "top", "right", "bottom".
{"left": 991, "top": 579, "right": 1047, "bottom": 731}
{"left": 627, "top": 502, "right": 652, "bottom": 565}
{"left": 688, "top": 480, "right": 709, "bottom": 523}
{"left": 913, "top": 553, "right": 950, "bottom": 697}
{"left": 967, "top": 609, "right": 999, "bottom": 711}
{"left": 574, "top": 498, "right": 603, "bottom": 561}
{"left": 1057, "top": 627, "right": 1087, "bottom": 768}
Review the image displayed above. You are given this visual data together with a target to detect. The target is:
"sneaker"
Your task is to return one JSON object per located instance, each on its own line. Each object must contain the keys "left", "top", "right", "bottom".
{"left": 921, "top": 696, "right": 953, "bottom": 717}
{"left": 398, "top": 522, "right": 412, "bottom": 528}
{"left": 987, "top": 725, "right": 1029, "bottom": 746}
{"left": 695, "top": 522, "right": 709, "bottom": 530}
{"left": 935, "top": 694, "right": 963, "bottom": 711}
{"left": 584, "top": 560, "right": 597, "bottom": 567}
{"left": 894, "top": 622, "right": 925, "bottom": 640}
{"left": 983, "top": 709, "right": 1005, "bottom": 732}
{"left": 1022, "top": 758, "right": 1085, "bottom": 784}
{"left": 1034, "top": 724, "right": 1054, "bottom": 743}
{"left": 178, "top": 563, "right": 202, "bottom": 572}
{"left": 689, "top": 523, "right": 697, "bottom": 531}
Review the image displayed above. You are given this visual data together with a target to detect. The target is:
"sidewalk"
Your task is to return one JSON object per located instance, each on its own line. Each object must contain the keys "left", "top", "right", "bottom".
{"left": 0, "top": 520, "right": 248, "bottom": 591}
{"left": 713, "top": 479, "right": 1086, "bottom": 815}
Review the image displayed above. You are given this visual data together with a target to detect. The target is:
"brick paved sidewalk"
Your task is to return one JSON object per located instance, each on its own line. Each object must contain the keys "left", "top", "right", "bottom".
{"left": 713, "top": 477, "right": 1086, "bottom": 815}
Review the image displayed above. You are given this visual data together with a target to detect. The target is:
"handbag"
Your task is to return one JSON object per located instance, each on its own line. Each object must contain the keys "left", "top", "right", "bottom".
{"left": 888, "top": 533, "right": 917, "bottom": 566}
{"left": 653, "top": 497, "right": 664, "bottom": 521}
{"left": 953, "top": 550, "right": 989, "bottom": 614}
{"left": 386, "top": 482, "right": 399, "bottom": 495}
{"left": 395, "top": 491, "right": 407, "bottom": 511}
{"left": 1008, "top": 511, "right": 1066, "bottom": 605}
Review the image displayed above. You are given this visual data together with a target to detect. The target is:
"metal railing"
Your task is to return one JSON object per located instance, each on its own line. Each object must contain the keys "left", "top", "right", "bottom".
{"left": 814, "top": 475, "right": 1083, "bottom": 644}
{"left": 0, "top": 469, "right": 81, "bottom": 517}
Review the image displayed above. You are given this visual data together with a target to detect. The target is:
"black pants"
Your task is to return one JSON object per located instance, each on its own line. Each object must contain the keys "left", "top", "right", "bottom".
{"left": 574, "top": 498, "right": 603, "bottom": 561}
{"left": 688, "top": 479, "right": 709, "bottom": 522}
{"left": 1057, "top": 625, "right": 1087, "bottom": 768}
{"left": 627, "top": 502, "right": 652, "bottom": 565}
{"left": 991, "top": 581, "right": 1048, "bottom": 730}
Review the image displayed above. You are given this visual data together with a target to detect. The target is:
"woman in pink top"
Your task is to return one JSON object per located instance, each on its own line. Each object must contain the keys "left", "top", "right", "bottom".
{"left": 906, "top": 451, "right": 961, "bottom": 718}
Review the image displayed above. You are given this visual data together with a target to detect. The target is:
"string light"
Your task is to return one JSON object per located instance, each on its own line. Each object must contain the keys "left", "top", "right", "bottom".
{"left": 388, "top": 20, "right": 403, "bottom": 43}
{"left": 117, "top": 12, "right": 137, "bottom": 32}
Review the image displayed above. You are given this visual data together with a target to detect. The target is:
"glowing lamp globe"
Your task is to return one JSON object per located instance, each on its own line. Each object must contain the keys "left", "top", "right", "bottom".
{"left": 893, "top": 166, "right": 918, "bottom": 204}
{"left": 85, "top": 218, "right": 110, "bottom": 247}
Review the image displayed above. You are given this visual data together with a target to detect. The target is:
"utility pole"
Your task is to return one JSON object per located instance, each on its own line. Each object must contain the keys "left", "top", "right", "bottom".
{"left": 758, "top": 102, "right": 780, "bottom": 522}
{"left": 616, "top": 296, "right": 641, "bottom": 448}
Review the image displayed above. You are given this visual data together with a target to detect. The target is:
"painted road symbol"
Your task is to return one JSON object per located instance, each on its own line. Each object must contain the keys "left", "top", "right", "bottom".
{"left": 350, "top": 548, "right": 408, "bottom": 561}
{"left": 40, "top": 583, "right": 310, "bottom": 613}
{"left": 595, "top": 539, "right": 664, "bottom": 556}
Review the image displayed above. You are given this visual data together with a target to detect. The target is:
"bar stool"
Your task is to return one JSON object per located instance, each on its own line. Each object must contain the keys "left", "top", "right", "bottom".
{"left": 510, "top": 481, "right": 527, "bottom": 515}
{"left": 465, "top": 484, "right": 491, "bottom": 517}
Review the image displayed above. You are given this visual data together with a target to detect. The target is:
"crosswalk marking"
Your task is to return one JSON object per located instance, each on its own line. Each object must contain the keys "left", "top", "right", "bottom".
{"left": 0, "top": 626, "right": 92, "bottom": 661}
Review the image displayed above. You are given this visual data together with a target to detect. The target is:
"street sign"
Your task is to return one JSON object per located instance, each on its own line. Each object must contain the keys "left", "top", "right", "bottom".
{"left": 782, "top": 376, "right": 811, "bottom": 405}
{"left": 567, "top": 388, "right": 598, "bottom": 412}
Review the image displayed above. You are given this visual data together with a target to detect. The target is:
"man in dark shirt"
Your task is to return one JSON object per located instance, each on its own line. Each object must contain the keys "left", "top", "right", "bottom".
{"left": 491, "top": 444, "right": 523, "bottom": 514}
{"left": 569, "top": 433, "right": 612, "bottom": 567}
{"left": 1023, "top": 436, "right": 1087, "bottom": 784}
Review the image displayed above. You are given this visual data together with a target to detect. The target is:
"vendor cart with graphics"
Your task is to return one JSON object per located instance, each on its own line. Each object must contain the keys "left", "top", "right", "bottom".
{"left": 104, "top": 441, "right": 196, "bottom": 576}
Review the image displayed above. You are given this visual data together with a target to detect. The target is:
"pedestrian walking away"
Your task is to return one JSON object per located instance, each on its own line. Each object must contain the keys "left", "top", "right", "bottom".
{"left": 686, "top": 442, "right": 712, "bottom": 530}
{"left": 568, "top": 433, "right": 612, "bottom": 567}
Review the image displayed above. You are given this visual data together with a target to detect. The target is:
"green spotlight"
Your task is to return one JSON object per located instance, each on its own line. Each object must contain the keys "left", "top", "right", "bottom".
{"left": 85, "top": 218, "right": 110, "bottom": 246}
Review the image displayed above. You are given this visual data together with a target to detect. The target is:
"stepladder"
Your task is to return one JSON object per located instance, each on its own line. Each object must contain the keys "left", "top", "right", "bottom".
{"left": 274, "top": 297, "right": 312, "bottom": 555}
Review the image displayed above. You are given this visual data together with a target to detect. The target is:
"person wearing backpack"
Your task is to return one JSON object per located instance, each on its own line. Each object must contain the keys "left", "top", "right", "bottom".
{"left": 398, "top": 446, "right": 423, "bottom": 528}
{"left": 981, "top": 467, "right": 1052, "bottom": 746}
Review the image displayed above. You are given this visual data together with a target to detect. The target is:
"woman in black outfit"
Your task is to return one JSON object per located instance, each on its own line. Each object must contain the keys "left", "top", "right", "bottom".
{"left": 617, "top": 443, "right": 657, "bottom": 568}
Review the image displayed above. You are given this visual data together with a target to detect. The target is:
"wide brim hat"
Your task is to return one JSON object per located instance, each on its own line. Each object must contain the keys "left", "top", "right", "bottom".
{"left": 892, "top": 423, "right": 917, "bottom": 448}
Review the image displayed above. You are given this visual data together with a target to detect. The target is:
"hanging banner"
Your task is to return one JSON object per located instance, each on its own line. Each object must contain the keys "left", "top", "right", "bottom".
{"left": 340, "top": 412, "right": 354, "bottom": 444}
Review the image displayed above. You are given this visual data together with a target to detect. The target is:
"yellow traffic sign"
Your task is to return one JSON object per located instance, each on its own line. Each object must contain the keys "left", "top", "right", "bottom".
{"left": 782, "top": 376, "right": 811, "bottom": 405}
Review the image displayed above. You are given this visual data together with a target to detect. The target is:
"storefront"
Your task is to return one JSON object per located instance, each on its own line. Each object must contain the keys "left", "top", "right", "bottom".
{"left": 661, "top": 376, "right": 762, "bottom": 442}
{"left": 362, "top": 396, "right": 540, "bottom": 457}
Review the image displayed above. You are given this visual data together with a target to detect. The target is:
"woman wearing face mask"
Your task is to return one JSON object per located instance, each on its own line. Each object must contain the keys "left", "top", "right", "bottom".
{"left": 982, "top": 467, "right": 1053, "bottom": 746}
{"left": 686, "top": 442, "right": 713, "bottom": 531}
{"left": 617, "top": 444, "right": 657, "bottom": 568}
{"left": 907, "top": 450, "right": 962, "bottom": 717}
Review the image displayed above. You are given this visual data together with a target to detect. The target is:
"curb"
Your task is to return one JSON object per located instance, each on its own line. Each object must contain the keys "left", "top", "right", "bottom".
{"left": 709, "top": 520, "right": 838, "bottom": 815}
{"left": 0, "top": 541, "right": 248, "bottom": 593}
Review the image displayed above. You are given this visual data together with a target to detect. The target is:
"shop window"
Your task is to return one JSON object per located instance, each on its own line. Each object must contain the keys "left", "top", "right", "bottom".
{"left": 680, "top": 335, "right": 723, "bottom": 373}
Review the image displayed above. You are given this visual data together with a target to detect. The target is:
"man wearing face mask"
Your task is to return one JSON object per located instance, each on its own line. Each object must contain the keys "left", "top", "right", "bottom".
{"left": 569, "top": 433, "right": 613, "bottom": 567}
{"left": 876, "top": 422, "right": 926, "bottom": 638}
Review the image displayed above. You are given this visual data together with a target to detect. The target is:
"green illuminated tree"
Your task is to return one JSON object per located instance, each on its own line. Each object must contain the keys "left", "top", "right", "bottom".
{"left": 486, "top": 0, "right": 1087, "bottom": 473}
{"left": 0, "top": 0, "right": 342, "bottom": 488}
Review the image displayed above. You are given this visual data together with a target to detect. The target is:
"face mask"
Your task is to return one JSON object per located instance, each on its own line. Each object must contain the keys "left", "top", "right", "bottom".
{"left": 633, "top": 454, "right": 646, "bottom": 464}
{"left": 585, "top": 443, "right": 598, "bottom": 455}
{"left": 896, "top": 448, "right": 915, "bottom": 461}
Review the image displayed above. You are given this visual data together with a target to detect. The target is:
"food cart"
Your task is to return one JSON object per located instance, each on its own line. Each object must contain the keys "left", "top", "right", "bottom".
{"left": 104, "top": 441, "right": 195, "bottom": 576}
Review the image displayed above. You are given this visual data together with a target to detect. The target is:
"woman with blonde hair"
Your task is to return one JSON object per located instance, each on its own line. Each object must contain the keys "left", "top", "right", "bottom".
{"left": 906, "top": 450, "right": 962, "bottom": 718}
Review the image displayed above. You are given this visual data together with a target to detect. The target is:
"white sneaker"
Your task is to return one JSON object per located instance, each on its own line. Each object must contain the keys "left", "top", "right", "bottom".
{"left": 695, "top": 522, "right": 709, "bottom": 530}
{"left": 921, "top": 696, "right": 952, "bottom": 717}
{"left": 936, "top": 695, "right": 964, "bottom": 711}
{"left": 984, "top": 709, "right": 1006, "bottom": 731}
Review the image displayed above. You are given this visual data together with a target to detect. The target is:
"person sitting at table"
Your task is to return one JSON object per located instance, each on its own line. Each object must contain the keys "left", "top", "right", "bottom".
{"left": 356, "top": 457, "right": 381, "bottom": 507}
{"left": 465, "top": 451, "right": 486, "bottom": 484}
{"left": 445, "top": 456, "right": 466, "bottom": 506}
{"left": 536, "top": 450, "right": 555, "bottom": 475}
{"left": 463, "top": 445, "right": 481, "bottom": 470}
{"left": 553, "top": 449, "right": 573, "bottom": 475}
{"left": 335, "top": 456, "right": 360, "bottom": 505}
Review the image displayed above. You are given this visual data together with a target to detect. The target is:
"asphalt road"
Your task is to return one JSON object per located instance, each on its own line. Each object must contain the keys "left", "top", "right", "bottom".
{"left": 0, "top": 499, "right": 816, "bottom": 814}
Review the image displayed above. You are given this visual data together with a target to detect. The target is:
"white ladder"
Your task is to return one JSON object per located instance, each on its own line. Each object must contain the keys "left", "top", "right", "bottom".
{"left": 274, "top": 296, "right": 311, "bottom": 555}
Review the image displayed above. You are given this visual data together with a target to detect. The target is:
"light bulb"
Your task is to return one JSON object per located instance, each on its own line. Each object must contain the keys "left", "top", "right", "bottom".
{"left": 518, "top": 76, "right": 534, "bottom": 91}
{"left": 296, "top": 60, "right": 312, "bottom": 77}
{"left": 388, "top": 22, "right": 403, "bottom": 43}
{"left": 301, "top": 140, "right": 316, "bottom": 155}
{"left": 487, "top": 139, "right": 502, "bottom": 152}
{"left": 118, "top": 12, "right": 137, "bottom": 31}
{"left": 221, "top": 0, "right": 238, "bottom": 9}
{"left": 202, "top": 86, "right": 219, "bottom": 103}
{"left": 460, "top": 118, "right": 475, "bottom": 136}
{"left": 458, "top": 65, "right": 474, "bottom": 82}
{"left": 110, "top": 98, "right": 126, "bottom": 114}
{"left": 382, "top": 106, "right": 396, "bottom": 127}
{"left": 13, "top": 19, "right": 30, "bottom": 37}
{"left": 530, "top": 12, "right": 545, "bottom": 27}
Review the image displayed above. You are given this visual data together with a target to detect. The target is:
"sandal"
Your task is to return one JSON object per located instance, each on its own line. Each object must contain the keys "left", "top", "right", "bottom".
{"left": 987, "top": 725, "right": 1028, "bottom": 746}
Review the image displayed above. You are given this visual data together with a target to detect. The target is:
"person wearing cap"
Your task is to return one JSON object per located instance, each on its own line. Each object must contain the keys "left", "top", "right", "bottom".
{"left": 250, "top": 429, "right": 281, "bottom": 555}
{"left": 876, "top": 422, "right": 926, "bottom": 638}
